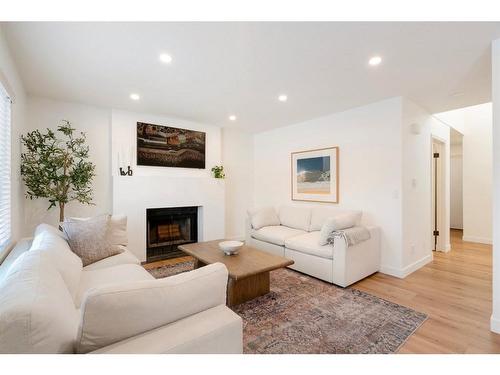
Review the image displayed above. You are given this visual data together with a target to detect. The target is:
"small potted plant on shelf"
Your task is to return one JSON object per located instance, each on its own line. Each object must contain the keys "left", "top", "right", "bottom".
{"left": 211, "top": 165, "right": 225, "bottom": 179}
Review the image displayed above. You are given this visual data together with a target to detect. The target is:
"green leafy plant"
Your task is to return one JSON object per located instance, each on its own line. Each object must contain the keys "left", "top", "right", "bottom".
{"left": 211, "top": 165, "right": 225, "bottom": 179}
{"left": 20, "top": 120, "right": 96, "bottom": 222}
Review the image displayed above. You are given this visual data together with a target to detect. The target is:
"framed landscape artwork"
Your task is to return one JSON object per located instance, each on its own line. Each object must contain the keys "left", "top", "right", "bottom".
{"left": 137, "top": 122, "right": 206, "bottom": 169}
{"left": 291, "top": 146, "right": 339, "bottom": 203}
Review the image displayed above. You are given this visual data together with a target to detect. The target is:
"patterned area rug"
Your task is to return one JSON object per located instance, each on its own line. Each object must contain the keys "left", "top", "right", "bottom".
{"left": 147, "top": 260, "right": 427, "bottom": 354}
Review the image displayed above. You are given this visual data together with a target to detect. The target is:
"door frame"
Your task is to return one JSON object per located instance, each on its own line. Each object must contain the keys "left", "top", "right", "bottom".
{"left": 431, "top": 136, "right": 447, "bottom": 252}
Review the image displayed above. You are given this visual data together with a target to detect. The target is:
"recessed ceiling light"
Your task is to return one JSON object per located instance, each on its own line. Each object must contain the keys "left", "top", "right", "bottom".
{"left": 278, "top": 94, "right": 288, "bottom": 102}
{"left": 228, "top": 115, "right": 237, "bottom": 121}
{"left": 130, "top": 93, "right": 140, "bottom": 101}
{"left": 159, "top": 53, "right": 173, "bottom": 64}
{"left": 368, "top": 56, "right": 382, "bottom": 66}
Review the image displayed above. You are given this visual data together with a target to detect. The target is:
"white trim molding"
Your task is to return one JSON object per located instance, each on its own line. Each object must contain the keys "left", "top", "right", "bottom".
{"left": 435, "top": 243, "right": 451, "bottom": 253}
{"left": 380, "top": 254, "right": 433, "bottom": 279}
{"left": 462, "top": 235, "right": 492, "bottom": 245}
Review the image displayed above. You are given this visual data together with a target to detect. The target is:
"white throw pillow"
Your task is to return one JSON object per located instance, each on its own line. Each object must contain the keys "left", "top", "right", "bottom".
{"left": 309, "top": 207, "right": 362, "bottom": 231}
{"left": 66, "top": 214, "right": 128, "bottom": 246}
{"left": 62, "top": 215, "right": 124, "bottom": 266}
{"left": 318, "top": 214, "right": 358, "bottom": 245}
{"left": 248, "top": 207, "right": 280, "bottom": 230}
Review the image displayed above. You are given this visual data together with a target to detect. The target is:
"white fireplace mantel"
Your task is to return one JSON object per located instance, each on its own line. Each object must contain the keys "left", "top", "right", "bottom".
{"left": 112, "top": 175, "right": 225, "bottom": 262}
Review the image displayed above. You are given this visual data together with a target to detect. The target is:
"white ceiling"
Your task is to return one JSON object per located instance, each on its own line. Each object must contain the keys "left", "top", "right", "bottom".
{"left": 3, "top": 22, "right": 500, "bottom": 133}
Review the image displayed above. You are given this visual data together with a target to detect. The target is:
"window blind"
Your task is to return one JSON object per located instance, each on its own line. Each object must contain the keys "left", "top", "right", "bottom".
{"left": 0, "top": 82, "right": 11, "bottom": 253}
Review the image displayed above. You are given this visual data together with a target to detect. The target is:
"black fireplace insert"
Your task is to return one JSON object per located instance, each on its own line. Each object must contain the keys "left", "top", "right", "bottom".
{"left": 146, "top": 206, "right": 198, "bottom": 262}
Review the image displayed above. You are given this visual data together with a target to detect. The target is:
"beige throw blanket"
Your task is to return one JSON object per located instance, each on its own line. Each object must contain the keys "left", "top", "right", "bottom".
{"left": 326, "top": 226, "right": 371, "bottom": 247}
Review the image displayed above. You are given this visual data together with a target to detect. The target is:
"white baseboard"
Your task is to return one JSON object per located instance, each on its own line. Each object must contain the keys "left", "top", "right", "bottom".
{"left": 436, "top": 243, "right": 451, "bottom": 253}
{"left": 380, "top": 254, "right": 433, "bottom": 279}
{"left": 462, "top": 235, "right": 492, "bottom": 245}
{"left": 491, "top": 315, "right": 500, "bottom": 334}
{"left": 379, "top": 265, "right": 405, "bottom": 278}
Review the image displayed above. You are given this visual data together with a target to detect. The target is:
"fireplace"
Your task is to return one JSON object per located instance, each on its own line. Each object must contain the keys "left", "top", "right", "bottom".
{"left": 146, "top": 206, "right": 198, "bottom": 262}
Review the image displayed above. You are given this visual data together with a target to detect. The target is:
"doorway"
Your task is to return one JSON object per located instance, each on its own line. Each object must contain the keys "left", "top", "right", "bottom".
{"left": 450, "top": 129, "right": 464, "bottom": 238}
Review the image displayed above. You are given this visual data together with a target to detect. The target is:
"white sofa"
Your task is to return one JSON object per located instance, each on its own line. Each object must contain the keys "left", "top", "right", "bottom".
{"left": 0, "top": 224, "right": 242, "bottom": 354}
{"left": 246, "top": 206, "right": 380, "bottom": 287}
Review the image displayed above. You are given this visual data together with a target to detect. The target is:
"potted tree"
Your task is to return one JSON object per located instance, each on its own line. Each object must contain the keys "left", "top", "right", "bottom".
{"left": 20, "top": 120, "right": 96, "bottom": 222}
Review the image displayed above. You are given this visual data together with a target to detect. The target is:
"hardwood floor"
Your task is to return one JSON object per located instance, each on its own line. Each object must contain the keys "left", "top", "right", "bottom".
{"left": 354, "top": 229, "right": 500, "bottom": 353}
{"left": 142, "top": 256, "right": 192, "bottom": 270}
{"left": 144, "top": 230, "right": 500, "bottom": 353}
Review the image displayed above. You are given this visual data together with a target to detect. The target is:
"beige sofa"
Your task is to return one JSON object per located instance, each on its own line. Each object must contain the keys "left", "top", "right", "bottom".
{"left": 0, "top": 224, "right": 242, "bottom": 354}
{"left": 246, "top": 206, "right": 380, "bottom": 287}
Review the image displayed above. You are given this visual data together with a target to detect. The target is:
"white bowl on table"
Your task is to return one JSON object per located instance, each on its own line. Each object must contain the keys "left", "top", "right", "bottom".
{"left": 218, "top": 240, "right": 244, "bottom": 255}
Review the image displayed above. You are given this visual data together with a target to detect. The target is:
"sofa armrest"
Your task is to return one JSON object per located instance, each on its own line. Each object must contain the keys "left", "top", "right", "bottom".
{"left": 76, "top": 262, "right": 228, "bottom": 353}
{"left": 332, "top": 226, "right": 381, "bottom": 287}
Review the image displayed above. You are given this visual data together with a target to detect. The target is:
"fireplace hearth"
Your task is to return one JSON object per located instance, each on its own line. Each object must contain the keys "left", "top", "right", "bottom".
{"left": 146, "top": 206, "right": 198, "bottom": 262}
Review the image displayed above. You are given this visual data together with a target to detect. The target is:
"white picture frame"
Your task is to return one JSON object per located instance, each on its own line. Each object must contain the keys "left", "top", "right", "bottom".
{"left": 291, "top": 146, "right": 339, "bottom": 203}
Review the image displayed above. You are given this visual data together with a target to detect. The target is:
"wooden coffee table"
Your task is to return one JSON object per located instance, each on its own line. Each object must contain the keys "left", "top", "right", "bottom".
{"left": 179, "top": 240, "right": 294, "bottom": 306}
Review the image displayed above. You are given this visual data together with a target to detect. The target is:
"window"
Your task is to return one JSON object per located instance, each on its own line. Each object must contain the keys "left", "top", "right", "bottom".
{"left": 0, "top": 82, "right": 11, "bottom": 253}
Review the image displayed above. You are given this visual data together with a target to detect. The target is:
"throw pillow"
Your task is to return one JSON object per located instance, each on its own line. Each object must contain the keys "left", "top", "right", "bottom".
{"left": 62, "top": 215, "right": 123, "bottom": 266}
{"left": 66, "top": 214, "right": 128, "bottom": 246}
{"left": 248, "top": 207, "right": 280, "bottom": 230}
{"left": 318, "top": 213, "right": 358, "bottom": 246}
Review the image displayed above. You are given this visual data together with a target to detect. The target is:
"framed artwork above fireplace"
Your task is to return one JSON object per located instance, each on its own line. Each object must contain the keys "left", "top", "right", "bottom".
{"left": 137, "top": 122, "right": 206, "bottom": 169}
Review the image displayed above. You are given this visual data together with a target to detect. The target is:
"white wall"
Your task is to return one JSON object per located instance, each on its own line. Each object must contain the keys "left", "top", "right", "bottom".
{"left": 23, "top": 96, "right": 112, "bottom": 234}
{"left": 0, "top": 26, "right": 26, "bottom": 261}
{"left": 450, "top": 143, "right": 463, "bottom": 229}
{"left": 253, "top": 97, "right": 405, "bottom": 274}
{"left": 21, "top": 101, "right": 227, "bottom": 245}
{"left": 435, "top": 103, "right": 492, "bottom": 244}
{"left": 222, "top": 127, "right": 254, "bottom": 240}
{"left": 111, "top": 109, "right": 221, "bottom": 178}
{"left": 110, "top": 109, "right": 224, "bottom": 261}
{"left": 401, "top": 99, "right": 450, "bottom": 278}
{"left": 491, "top": 38, "right": 500, "bottom": 334}
{"left": 462, "top": 104, "right": 493, "bottom": 244}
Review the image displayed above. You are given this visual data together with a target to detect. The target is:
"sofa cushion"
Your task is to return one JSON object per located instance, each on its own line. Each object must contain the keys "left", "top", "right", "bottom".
{"left": 82, "top": 247, "right": 140, "bottom": 271}
{"left": 285, "top": 231, "right": 334, "bottom": 259}
{"left": 75, "top": 264, "right": 154, "bottom": 308}
{"left": 251, "top": 225, "right": 306, "bottom": 246}
{"left": 0, "top": 251, "right": 79, "bottom": 353}
{"left": 34, "top": 223, "right": 67, "bottom": 239}
{"left": 30, "top": 224, "right": 83, "bottom": 302}
{"left": 310, "top": 207, "right": 362, "bottom": 231}
{"left": 279, "top": 206, "right": 312, "bottom": 231}
{"left": 0, "top": 238, "right": 32, "bottom": 284}
{"left": 247, "top": 207, "right": 280, "bottom": 230}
